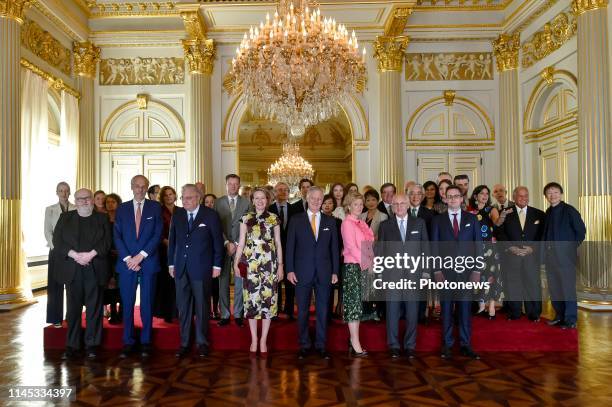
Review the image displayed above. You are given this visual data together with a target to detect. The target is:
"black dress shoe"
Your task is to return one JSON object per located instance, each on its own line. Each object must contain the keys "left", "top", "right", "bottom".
{"left": 175, "top": 347, "right": 190, "bottom": 358}
{"left": 141, "top": 344, "right": 153, "bottom": 358}
{"left": 108, "top": 317, "right": 121, "bottom": 325}
{"left": 198, "top": 345, "right": 209, "bottom": 357}
{"left": 506, "top": 315, "right": 520, "bottom": 321}
{"left": 86, "top": 347, "right": 98, "bottom": 360}
{"left": 389, "top": 348, "right": 401, "bottom": 359}
{"left": 440, "top": 346, "right": 452, "bottom": 360}
{"left": 297, "top": 348, "right": 309, "bottom": 359}
{"left": 317, "top": 349, "right": 331, "bottom": 360}
{"left": 119, "top": 345, "right": 135, "bottom": 359}
{"left": 561, "top": 322, "right": 577, "bottom": 329}
{"left": 62, "top": 347, "right": 78, "bottom": 360}
{"left": 460, "top": 346, "right": 480, "bottom": 360}
{"left": 235, "top": 318, "right": 244, "bottom": 327}
{"left": 405, "top": 349, "right": 416, "bottom": 359}
{"left": 287, "top": 314, "right": 295, "bottom": 321}
{"left": 547, "top": 318, "right": 563, "bottom": 326}
{"left": 217, "top": 318, "right": 230, "bottom": 327}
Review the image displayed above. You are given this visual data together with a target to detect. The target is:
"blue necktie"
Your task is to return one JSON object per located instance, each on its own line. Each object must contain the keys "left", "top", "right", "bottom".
{"left": 399, "top": 219, "right": 406, "bottom": 242}
{"left": 188, "top": 212, "right": 194, "bottom": 231}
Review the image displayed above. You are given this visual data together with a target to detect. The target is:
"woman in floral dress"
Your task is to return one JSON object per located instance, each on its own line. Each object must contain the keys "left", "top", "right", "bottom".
{"left": 234, "top": 188, "right": 284, "bottom": 357}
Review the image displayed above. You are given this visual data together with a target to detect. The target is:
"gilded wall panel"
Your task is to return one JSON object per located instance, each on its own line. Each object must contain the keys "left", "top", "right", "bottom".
{"left": 521, "top": 10, "right": 577, "bottom": 68}
{"left": 21, "top": 19, "right": 72, "bottom": 76}
{"left": 99, "top": 57, "right": 185, "bottom": 85}
{"left": 405, "top": 52, "right": 493, "bottom": 81}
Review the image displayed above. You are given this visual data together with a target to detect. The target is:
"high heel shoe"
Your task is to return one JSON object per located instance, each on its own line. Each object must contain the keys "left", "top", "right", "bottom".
{"left": 348, "top": 338, "right": 368, "bottom": 358}
{"left": 488, "top": 313, "right": 496, "bottom": 320}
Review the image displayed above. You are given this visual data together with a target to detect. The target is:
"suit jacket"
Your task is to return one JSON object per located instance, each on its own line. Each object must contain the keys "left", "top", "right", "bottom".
{"left": 214, "top": 195, "right": 250, "bottom": 243}
{"left": 542, "top": 201, "right": 586, "bottom": 264}
{"left": 52, "top": 210, "right": 112, "bottom": 285}
{"left": 378, "top": 215, "right": 429, "bottom": 280}
{"left": 168, "top": 206, "right": 224, "bottom": 281}
{"left": 359, "top": 209, "right": 388, "bottom": 239}
{"left": 377, "top": 201, "right": 392, "bottom": 217}
{"left": 413, "top": 206, "right": 434, "bottom": 237}
{"left": 497, "top": 205, "right": 546, "bottom": 242}
{"left": 114, "top": 199, "right": 163, "bottom": 274}
{"left": 268, "top": 201, "right": 297, "bottom": 252}
{"left": 289, "top": 198, "right": 307, "bottom": 216}
{"left": 44, "top": 202, "right": 76, "bottom": 249}
{"left": 286, "top": 212, "right": 340, "bottom": 284}
{"left": 431, "top": 210, "right": 483, "bottom": 281}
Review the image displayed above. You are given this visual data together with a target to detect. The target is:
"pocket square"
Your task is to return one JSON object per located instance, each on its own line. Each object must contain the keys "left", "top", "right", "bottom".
{"left": 410, "top": 230, "right": 419, "bottom": 234}
{"left": 146, "top": 216, "right": 153, "bottom": 220}
{"left": 322, "top": 227, "right": 330, "bottom": 231}
{"left": 534, "top": 220, "right": 540, "bottom": 224}
{"left": 465, "top": 223, "right": 471, "bottom": 227}
{"left": 198, "top": 223, "right": 207, "bottom": 227}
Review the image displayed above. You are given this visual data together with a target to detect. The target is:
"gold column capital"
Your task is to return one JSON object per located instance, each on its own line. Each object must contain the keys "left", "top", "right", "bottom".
{"left": 374, "top": 36, "right": 409, "bottom": 73}
{"left": 572, "top": 0, "right": 608, "bottom": 15}
{"left": 183, "top": 38, "right": 216, "bottom": 75}
{"left": 493, "top": 33, "right": 520, "bottom": 72}
{"left": 0, "top": 0, "right": 31, "bottom": 24}
{"left": 73, "top": 41, "right": 100, "bottom": 79}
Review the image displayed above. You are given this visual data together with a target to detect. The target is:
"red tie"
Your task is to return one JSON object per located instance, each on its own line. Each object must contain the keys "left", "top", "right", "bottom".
{"left": 452, "top": 213, "right": 459, "bottom": 239}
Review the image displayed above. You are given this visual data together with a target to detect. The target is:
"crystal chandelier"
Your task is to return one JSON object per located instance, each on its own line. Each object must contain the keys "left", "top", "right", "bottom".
{"left": 228, "top": 0, "right": 367, "bottom": 137}
{"left": 267, "top": 142, "right": 314, "bottom": 192}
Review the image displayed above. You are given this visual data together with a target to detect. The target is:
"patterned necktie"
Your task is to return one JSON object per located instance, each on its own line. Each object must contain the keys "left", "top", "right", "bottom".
{"left": 188, "top": 212, "right": 194, "bottom": 231}
{"left": 311, "top": 213, "right": 317, "bottom": 239}
{"left": 519, "top": 208, "right": 526, "bottom": 230}
{"left": 229, "top": 197, "right": 236, "bottom": 215}
{"left": 399, "top": 219, "right": 406, "bottom": 242}
{"left": 135, "top": 202, "right": 142, "bottom": 238}
{"left": 452, "top": 213, "right": 459, "bottom": 239}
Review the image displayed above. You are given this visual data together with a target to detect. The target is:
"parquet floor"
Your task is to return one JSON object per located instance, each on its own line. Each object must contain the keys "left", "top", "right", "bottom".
{"left": 1, "top": 292, "right": 611, "bottom": 406}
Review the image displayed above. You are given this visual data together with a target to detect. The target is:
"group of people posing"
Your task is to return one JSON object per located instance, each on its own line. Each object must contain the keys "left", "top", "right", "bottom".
{"left": 44, "top": 171, "right": 585, "bottom": 361}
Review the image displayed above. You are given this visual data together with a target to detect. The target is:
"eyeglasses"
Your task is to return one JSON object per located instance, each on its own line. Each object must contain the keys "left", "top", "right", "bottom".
{"left": 446, "top": 195, "right": 463, "bottom": 200}
{"left": 408, "top": 192, "right": 423, "bottom": 196}
{"left": 180, "top": 196, "right": 198, "bottom": 201}
{"left": 75, "top": 197, "right": 92, "bottom": 202}
{"left": 391, "top": 202, "right": 409, "bottom": 206}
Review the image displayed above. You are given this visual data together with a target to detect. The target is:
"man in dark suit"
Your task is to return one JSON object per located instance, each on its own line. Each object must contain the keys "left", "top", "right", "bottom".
{"left": 542, "top": 182, "right": 586, "bottom": 329}
{"left": 269, "top": 181, "right": 297, "bottom": 319}
{"left": 214, "top": 174, "right": 251, "bottom": 327}
{"left": 114, "top": 175, "right": 163, "bottom": 358}
{"left": 286, "top": 186, "right": 340, "bottom": 359}
{"left": 169, "top": 184, "right": 224, "bottom": 358}
{"left": 377, "top": 182, "right": 396, "bottom": 217}
{"left": 431, "top": 185, "right": 482, "bottom": 360}
{"left": 378, "top": 193, "right": 429, "bottom": 359}
{"left": 53, "top": 188, "right": 111, "bottom": 360}
{"left": 289, "top": 178, "right": 313, "bottom": 214}
{"left": 497, "top": 186, "right": 546, "bottom": 321}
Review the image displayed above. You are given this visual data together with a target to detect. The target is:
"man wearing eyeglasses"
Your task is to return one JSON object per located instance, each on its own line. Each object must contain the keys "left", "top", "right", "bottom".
{"left": 431, "top": 185, "right": 482, "bottom": 360}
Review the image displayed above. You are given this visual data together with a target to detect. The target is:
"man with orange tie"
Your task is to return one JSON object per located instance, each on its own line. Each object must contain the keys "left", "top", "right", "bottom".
{"left": 114, "top": 175, "right": 162, "bottom": 358}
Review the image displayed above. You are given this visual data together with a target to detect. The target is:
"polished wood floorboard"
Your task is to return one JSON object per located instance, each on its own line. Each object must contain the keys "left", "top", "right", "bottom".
{"left": 1, "top": 292, "right": 612, "bottom": 406}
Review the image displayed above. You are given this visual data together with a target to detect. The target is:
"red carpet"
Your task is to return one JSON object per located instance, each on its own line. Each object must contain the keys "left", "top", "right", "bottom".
{"left": 44, "top": 308, "right": 578, "bottom": 352}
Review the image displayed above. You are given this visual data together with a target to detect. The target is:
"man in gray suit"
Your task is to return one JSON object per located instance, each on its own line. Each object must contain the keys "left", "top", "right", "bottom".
{"left": 44, "top": 181, "right": 76, "bottom": 327}
{"left": 213, "top": 174, "right": 251, "bottom": 327}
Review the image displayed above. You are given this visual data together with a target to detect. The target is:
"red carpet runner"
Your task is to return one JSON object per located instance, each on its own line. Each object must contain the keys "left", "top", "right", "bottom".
{"left": 44, "top": 308, "right": 578, "bottom": 352}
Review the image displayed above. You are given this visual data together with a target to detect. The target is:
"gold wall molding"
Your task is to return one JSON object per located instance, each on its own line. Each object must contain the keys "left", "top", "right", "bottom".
{"left": 20, "top": 58, "right": 80, "bottom": 99}
{"left": 572, "top": 0, "right": 608, "bottom": 15}
{"left": 509, "top": 0, "right": 559, "bottom": 36}
{"left": 405, "top": 52, "right": 493, "bottom": 81}
{"left": 181, "top": 10, "right": 206, "bottom": 40}
{"left": 0, "top": 0, "right": 31, "bottom": 24}
{"left": 137, "top": 94, "right": 148, "bottom": 110}
{"left": 384, "top": 6, "right": 412, "bottom": 37}
{"left": 99, "top": 57, "right": 185, "bottom": 85}
{"left": 541, "top": 66, "right": 555, "bottom": 85}
{"left": 73, "top": 41, "right": 100, "bottom": 78}
{"left": 523, "top": 69, "right": 577, "bottom": 131}
{"left": 88, "top": 1, "right": 179, "bottom": 18}
{"left": 374, "top": 36, "right": 409, "bottom": 72}
{"left": 522, "top": 10, "right": 577, "bottom": 69}
{"left": 21, "top": 18, "right": 71, "bottom": 76}
{"left": 443, "top": 90, "right": 456, "bottom": 106}
{"left": 415, "top": 0, "right": 510, "bottom": 10}
{"left": 493, "top": 32, "right": 520, "bottom": 72}
{"left": 29, "top": 0, "right": 82, "bottom": 42}
{"left": 183, "top": 38, "right": 215, "bottom": 75}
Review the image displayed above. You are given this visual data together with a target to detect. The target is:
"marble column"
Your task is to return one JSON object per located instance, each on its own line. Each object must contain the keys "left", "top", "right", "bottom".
{"left": 183, "top": 39, "right": 215, "bottom": 187}
{"left": 0, "top": 0, "right": 34, "bottom": 310}
{"left": 493, "top": 33, "right": 522, "bottom": 191}
{"left": 374, "top": 36, "right": 409, "bottom": 189}
{"left": 572, "top": 0, "right": 612, "bottom": 305}
{"left": 73, "top": 41, "right": 100, "bottom": 191}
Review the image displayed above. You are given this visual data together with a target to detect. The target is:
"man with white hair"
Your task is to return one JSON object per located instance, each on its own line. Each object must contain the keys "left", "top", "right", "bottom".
{"left": 52, "top": 188, "right": 111, "bottom": 360}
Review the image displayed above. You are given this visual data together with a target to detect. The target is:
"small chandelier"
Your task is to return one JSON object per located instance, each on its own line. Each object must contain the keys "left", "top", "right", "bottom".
{"left": 228, "top": 0, "right": 367, "bottom": 137}
{"left": 267, "top": 142, "right": 314, "bottom": 192}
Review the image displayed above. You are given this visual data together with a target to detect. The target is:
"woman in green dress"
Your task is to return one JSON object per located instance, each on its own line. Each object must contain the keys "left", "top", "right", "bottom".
{"left": 234, "top": 188, "right": 284, "bottom": 357}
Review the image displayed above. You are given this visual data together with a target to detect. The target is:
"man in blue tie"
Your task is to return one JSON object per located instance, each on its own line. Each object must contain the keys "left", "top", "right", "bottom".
{"left": 114, "top": 175, "right": 162, "bottom": 358}
{"left": 431, "top": 185, "right": 482, "bottom": 360}
{"left": 168, "top": 184, "right": 224, "bottom": 358}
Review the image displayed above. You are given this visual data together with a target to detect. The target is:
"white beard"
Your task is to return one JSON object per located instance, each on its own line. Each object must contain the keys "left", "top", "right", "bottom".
{"left": 77, "top": 205, "right": 94, "bottom": 217}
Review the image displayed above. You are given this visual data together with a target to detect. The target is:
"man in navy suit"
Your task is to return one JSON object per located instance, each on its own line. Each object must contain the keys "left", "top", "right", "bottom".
{"left": 286, "top": 186, "right": 339, "bottom": 359}
{"left": 289, "top": 178, "right": 313, "bottom": 214}
{"left": 542, "top": 182, "right": 586, "bottom": 329}
{"left": 114, "top": 175, "right": 162, "bottom": 358}
{"left": 169, "top": 184, "right": 224, "bottom": 358}
{"left": 431, "top": 185, "right": 482, "bottom": 360}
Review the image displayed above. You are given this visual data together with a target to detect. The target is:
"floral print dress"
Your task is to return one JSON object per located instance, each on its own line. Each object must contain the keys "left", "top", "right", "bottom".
{"left": 240, "top": 211, "right": 280, "bottom": 319}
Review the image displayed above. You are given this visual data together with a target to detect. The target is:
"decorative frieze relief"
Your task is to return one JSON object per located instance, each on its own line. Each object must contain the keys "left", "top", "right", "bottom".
{"left": 405, "top": 52, "right": 493, "bottom": 81}
{"left": 21, "top": 18, "right": 72, "bottom": 76}
{"left": 521, "top": 10, "right": 577, "bottom": 68}
{"left": 99, "top": 57, "right": 185, "bottom": 85}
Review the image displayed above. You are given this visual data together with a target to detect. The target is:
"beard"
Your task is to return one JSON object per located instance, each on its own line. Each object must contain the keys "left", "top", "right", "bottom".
{"left": 77, "top": 205, "right": 94, "bottom": 217}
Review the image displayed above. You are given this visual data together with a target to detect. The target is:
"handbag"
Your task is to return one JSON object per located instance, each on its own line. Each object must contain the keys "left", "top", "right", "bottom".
{"left": 238, "top": 257, "right": 248, "bottom": 279}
